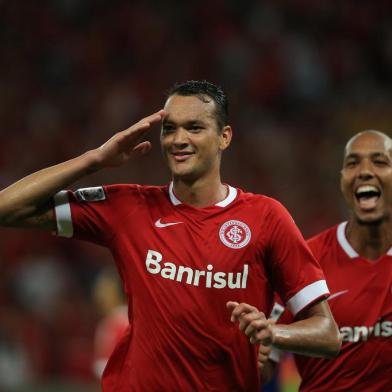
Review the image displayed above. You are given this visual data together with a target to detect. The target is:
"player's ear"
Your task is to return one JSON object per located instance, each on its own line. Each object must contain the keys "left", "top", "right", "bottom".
{"left": 219, "top": 125, "right": 232, "bottom": 151}
{"left": 339, "top": 172, "right": 344, "bottom": 194}
{"left": 339, "top": 167, "right": 346, "bottom": 192}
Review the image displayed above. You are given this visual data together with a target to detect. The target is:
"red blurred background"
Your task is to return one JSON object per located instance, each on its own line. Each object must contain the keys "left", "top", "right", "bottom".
{"left": 0, "top": 1, "right": 391, "bottom": 390}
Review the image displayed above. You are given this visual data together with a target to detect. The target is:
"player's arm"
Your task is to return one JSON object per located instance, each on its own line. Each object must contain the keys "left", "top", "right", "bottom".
{"left": 227, "top": 299, "right": 341, "bottom": 358}
{"left": 271, "top": 300, "right": 341, "bottom": 357}
{"left": 0, "top": 110, "right": 164, "bottom": 229}
{"left": 228, "top": 199, "right": 342, "bottom": 358}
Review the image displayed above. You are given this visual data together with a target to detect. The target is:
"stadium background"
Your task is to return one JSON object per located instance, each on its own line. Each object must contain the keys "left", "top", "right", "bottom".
{"left": 0, "top": 1, "right": 391, "bottom": 391}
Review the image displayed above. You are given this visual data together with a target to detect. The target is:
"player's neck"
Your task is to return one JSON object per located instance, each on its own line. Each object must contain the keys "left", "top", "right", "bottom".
{"left": 346, "top": 220, "right": 392, "bottom": 260}
{"left": 172, "top": 176, "right": 228, "bottom": 208}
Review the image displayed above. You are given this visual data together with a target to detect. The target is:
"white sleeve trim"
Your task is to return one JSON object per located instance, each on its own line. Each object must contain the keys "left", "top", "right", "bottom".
{"left": 267, "top": 302, "right": 285, "bottom": 363}
{"left": 269, "top": 348, "right": 284, "bottom": 363}
{"left": 54, "top": 191, "right": 74, "bottom": 238}
{"left": 287, "top": 280, "right": 329, "bottom": 316}
{"left": 269, "top": 302, "right": 285, "bottom": 322}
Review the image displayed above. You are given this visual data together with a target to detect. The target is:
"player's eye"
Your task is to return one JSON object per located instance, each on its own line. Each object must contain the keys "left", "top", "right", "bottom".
{"left": 374, "top": 159, "right": 389, "bottom": 166}
{"left": 188, "top": 125, "right": 203, "bottom": 133}
{"left": 345, "top": 160, "right": 357, "bottom": 168}
{"left": 162, "top": 125, "right": 175, "bottom": 135}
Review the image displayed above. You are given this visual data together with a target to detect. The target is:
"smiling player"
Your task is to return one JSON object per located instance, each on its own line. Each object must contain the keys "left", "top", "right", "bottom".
{"left": 260, "top": 130, "right": 392, "bottom": 391}
{"left": 0, "top": 80, "right": 341, "bottom": 391}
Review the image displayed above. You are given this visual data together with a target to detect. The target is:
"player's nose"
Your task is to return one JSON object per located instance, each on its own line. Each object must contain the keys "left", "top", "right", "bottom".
{"left": 172, "top": 128, "right": 189, "bottom": 146}
{"left": 358, "top": 159, "right": 374, "bottom": 180}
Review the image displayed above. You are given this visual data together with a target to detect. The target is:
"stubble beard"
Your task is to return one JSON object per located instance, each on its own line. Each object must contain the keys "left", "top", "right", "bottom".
{"left": 355, "top": 211, "right": 390, "bottom": 226}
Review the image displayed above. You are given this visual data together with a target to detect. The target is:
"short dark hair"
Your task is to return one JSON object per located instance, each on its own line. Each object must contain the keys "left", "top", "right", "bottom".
{"left": 167, "top": 80, "right": 228, "bottom": 130}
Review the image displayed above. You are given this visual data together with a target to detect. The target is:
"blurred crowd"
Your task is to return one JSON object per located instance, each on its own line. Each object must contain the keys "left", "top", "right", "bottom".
{"left": 0, "top": 0, "right": 391, "bottom": 390}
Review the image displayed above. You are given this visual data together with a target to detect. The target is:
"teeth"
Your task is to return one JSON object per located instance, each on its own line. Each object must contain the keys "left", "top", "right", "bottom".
{"left": 356, "top": 185, "right": 379, "bottom": 195}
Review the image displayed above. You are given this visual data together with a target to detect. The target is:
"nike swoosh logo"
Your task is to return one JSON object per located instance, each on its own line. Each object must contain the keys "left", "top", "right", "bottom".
{"left": 154, "top": 218, "right": 183, "bottom": 228}
{"left": 328, "top": 290, "right": 349, "bottom": 301}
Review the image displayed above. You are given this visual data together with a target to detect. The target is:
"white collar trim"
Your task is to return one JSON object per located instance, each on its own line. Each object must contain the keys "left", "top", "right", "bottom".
{"left": 337, "top": 221, "right": 392, "bottom": 257}
{"left": 168, "top": 182, "right": 182, "bottom": 205}
{"left": 337, "top": 222, "right": 358, "bottom": 258}
{"left": 168, "top": 182, "right": 237, "bottom": 208}
{"left": 215, "top": 185, "right": 237, "bottom": 207}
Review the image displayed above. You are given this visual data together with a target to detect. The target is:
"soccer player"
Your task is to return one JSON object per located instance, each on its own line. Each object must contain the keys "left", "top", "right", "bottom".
{"left": 259, "top": 130, "right": 392, "bottom": 391}
{"left": 0, "top": 81, "right": 341, "bottom": 391}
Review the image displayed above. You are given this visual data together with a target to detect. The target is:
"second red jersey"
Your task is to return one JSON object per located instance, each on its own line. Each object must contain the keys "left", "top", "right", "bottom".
{"left": 274, "top": 222, "right": 392, "bottom": 392}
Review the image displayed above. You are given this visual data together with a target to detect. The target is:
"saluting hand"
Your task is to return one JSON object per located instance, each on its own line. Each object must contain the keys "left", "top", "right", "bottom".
{"left": 93, "top": 110, "right": 165, "bottom": 169}
{"left": 226, "top": 301, "right": 276, "bottom": 346}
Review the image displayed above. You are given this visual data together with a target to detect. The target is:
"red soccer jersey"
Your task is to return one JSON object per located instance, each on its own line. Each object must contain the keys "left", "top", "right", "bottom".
{"left": 273, "top": 222, "right": 392, "bottom": 392}
{"left": 53, "top": 183, "right": 328, "bottom": 392}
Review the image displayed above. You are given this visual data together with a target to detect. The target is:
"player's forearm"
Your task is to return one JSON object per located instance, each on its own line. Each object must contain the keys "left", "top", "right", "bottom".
{"left": 0, "top": 150, "right": 99, "bottom": 226}
{"left": 272, "top": 314, "right": 342, "bottom": 358}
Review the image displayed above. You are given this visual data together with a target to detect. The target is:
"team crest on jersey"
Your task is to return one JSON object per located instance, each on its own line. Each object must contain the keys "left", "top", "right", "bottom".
{"left": 219, "top": 220, "right": 251, "bottom": 249}
{"left": 75, "top": 186, "right": 106, "bottom": 202}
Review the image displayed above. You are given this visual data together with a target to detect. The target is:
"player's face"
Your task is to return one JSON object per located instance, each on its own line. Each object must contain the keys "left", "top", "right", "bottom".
{"left": 160, "top": 95, "right": 231, "bottom": 181}
{"left": 341, "top": 132, "right": 392, "bottom": 224}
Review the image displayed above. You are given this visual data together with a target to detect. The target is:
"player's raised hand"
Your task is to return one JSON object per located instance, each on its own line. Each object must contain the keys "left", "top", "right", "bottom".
{"left": 94, "top": 110, "right": 165, "bottom": 169}
{"left": 226, "top": 301, "right": 276, "bottom": 346}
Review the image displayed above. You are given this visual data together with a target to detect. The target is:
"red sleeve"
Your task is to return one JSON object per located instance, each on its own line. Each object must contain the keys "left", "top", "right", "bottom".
{"left": 265, "top": 199, "right": 329, "bottom": 316}
{"left": 53, "top": 184, "right": 140, "bottom": 246}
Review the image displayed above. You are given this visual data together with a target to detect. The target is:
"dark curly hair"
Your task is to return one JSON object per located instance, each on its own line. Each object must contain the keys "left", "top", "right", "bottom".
{"left": 167, "top": 80, "right": 228, "bottom": 131}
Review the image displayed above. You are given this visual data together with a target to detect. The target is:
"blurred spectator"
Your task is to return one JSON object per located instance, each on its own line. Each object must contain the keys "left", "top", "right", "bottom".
{"left": 91, "top": 267, "right": 128, "bottom": 379}
{"left": 0, "top": 310, "right": 33, "bottom": 390}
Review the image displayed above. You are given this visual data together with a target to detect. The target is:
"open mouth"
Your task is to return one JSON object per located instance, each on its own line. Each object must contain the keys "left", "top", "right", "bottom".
{"left": 355, "top": 185, "right": 381, "bottom": 210}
